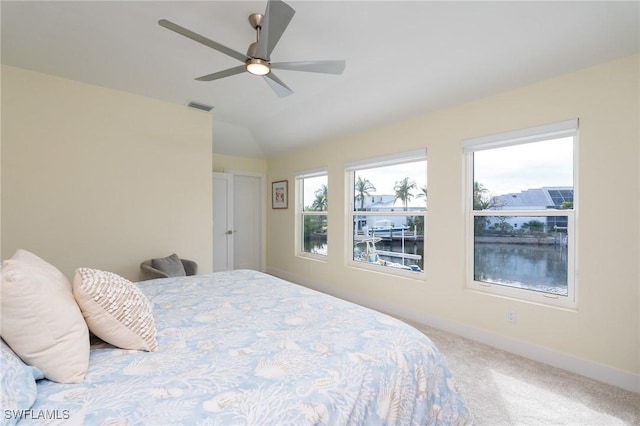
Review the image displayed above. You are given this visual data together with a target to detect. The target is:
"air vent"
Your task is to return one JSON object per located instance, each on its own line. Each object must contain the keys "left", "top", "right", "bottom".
{"left": 187, "top": 101, "right": 213, "bottom": 112}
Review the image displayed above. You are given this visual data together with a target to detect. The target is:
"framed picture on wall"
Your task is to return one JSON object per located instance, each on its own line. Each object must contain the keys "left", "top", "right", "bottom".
{"left": 272, "top": 180, "right": 288, "bottom": 209}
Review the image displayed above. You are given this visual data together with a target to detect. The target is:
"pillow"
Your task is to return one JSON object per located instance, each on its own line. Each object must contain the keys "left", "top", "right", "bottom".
{"left": 0, "top": 249, "right": 89, "bottom": 384}
{"left": 72, "top": 268, "right": 158, "bottom": 352}
{"left": 151, "top": 253, "right": 186, "bottom": 277}
{"left": 0, "top": 339, "right": 44, "bottom": 426}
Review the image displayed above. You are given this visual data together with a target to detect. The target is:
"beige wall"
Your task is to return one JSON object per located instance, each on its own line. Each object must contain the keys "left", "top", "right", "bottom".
{"left": 1, "top": 66, "right": 213, "bottom": 281}
{"left": 213, "top": 153, "right": 267, "bottom": 174}
{"left": 266, "top": 55, "right": 640, "bottom": 387}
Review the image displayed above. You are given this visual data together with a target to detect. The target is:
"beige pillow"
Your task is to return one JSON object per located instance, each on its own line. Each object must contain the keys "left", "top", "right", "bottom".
{"left": 72, "top": 268, "right": 157, "bottom": 352}
{"left": 0, "top": 249, "right": 89, "bottom": 384}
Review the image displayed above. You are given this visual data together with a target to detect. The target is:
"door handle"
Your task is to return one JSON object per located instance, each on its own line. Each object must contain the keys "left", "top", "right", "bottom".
{"left": 225, "top": 230, "right": 233, "bottom": 235}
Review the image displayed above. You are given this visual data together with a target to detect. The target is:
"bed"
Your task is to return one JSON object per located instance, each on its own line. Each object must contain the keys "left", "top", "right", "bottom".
{"left": 3, "top": 262, "right": 472, "bottom": 425}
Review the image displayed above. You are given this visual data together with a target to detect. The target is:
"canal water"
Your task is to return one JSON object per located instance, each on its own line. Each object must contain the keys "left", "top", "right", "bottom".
{"left": 306, "top": 239, "right": 568, "bottom": 296}
{"left": 474, "top": 243, "right": 568, "bottom": 296}
{"left": 305, "top": 239, "right": 424, "bottom": 270}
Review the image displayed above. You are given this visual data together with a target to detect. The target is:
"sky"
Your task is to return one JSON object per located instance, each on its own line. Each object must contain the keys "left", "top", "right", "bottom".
{"left": 302, "top": 161, "right": 427, "bottom": 208}
{"left": 473, "top": 137, "right": 574, "bottom": 197}
{"left": 302, "top": 136, "right": 572, "bottom": 207}
{"left": 302, "top": 175, "right": 328, "bottom": 208}
{"left": 356, "top": 161, "right": 427, "bottom": 196}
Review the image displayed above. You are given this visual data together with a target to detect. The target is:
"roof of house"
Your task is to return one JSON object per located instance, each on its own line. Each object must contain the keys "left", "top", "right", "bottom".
{"left": 491, "top": 187, "right": 573, "bottom": 210}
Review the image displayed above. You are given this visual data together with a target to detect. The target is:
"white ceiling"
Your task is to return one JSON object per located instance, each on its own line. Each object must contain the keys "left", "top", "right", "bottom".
{"left": 2, "top": 1, "right": 638, "bottom": 158}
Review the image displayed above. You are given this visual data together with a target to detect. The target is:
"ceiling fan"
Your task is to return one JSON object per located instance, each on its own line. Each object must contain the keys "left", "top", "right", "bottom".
{"left": 159, "top": 0, "right": 346, "bottom": 97}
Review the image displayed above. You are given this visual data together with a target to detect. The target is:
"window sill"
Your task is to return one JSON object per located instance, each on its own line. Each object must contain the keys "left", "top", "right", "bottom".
{"left": 348, "top": 259, "right": 425, "bottom": 281}
{"left": 467, "top": 281, "right": 577, "bottom": 311}
{"left": 296, "top": 252, "right": 328, "bottom": 263}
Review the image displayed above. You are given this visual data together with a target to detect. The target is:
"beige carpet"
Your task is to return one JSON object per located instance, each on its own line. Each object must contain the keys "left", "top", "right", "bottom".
{"left": 406, "top": 321, "right": 639, "bottom": 425}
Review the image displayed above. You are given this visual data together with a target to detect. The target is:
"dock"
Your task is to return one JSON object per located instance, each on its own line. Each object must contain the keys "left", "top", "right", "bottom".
{"left": 355, "top": 231, "right": 424, "bottom": 242}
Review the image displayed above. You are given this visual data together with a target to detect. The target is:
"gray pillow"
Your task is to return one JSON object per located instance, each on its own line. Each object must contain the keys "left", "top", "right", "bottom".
{"left": 151, "top": 253, "right": 186, "bottom": 277}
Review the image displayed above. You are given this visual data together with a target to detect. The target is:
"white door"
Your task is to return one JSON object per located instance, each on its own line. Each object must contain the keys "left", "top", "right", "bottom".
{"left": 233, "top": 174, "right": 263, "bottom": 270}
{"left": 212, "top": 173, "right": 233, "bottom": 271}
{"left": 212, "top": 172, "right": 263, "bottom": 271}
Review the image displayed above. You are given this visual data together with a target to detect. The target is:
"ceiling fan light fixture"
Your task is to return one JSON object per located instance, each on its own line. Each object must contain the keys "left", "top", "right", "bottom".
{"left": 246, "top": 58, "right": 270, "bottom": 76}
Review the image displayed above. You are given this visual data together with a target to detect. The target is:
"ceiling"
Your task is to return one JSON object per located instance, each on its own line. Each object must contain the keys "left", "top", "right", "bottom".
{"left": 2, "top": 1, "right": 638, "bottom": 158}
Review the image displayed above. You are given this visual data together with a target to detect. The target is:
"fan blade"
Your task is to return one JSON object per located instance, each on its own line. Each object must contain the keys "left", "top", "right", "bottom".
{"left": 195, "top": 65, "right": 247, "bottom": 81}
{"left": 264, "top": 72, "right": 293, "bottom": 97}
{"left": 256, "top": 0, "right": 295, "bottom": 60}
{"left": 158, "top": 19, "right": 248, "bottom": 63}
{"left": 271, "top": 60, "right": 346, "bottom": 75}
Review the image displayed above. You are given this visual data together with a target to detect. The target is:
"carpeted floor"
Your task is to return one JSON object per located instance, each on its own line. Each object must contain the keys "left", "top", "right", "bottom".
{"left": 407, "top": 321, "right": 640, "bottom": 425}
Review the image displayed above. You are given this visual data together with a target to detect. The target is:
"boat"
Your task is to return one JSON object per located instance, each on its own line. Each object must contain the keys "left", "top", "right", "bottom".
{"left": 367, "top": 220, "right": 409, "bottom": 236}
{"left": 354, "top": 237, "right": 421, "bottom": 272}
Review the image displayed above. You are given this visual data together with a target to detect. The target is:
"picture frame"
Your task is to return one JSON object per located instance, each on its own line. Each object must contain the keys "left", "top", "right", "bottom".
{"left": 272, "top": 180, "right": 288, "bottom": 209}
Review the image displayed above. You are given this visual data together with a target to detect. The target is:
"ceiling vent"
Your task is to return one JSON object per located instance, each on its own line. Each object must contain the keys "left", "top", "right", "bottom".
{"left": 187, "top": 101, "right": 213, "bottom": 112}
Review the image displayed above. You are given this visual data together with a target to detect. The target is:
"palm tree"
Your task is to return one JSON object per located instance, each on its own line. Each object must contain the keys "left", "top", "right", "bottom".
{"left": 473, "top": 181, "right": 490, "bottom": 210}
{"left": 560, "top": 201, "right": 573, "bottom": 210}
{"left": 394, "top": 177, "right": 417, "bottom": 211}
{"left": 310, "top": 184, "right": 328, "bottom": 211}
{"left": 417, "top": 186, "right": 428, "bottom": 208}
{"left": 354, "top": 176, "right": 376, "bottom": 211}
{"left": 473, "top": 181, "right": 491, "bottom": 234}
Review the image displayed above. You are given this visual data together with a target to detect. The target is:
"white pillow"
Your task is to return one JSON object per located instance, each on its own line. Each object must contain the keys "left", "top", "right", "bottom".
{"left": 72, "top": 268, "right": 158, "bottom": 352}
{"left": 0, "top": 249, "right": 89, "bottom": 384}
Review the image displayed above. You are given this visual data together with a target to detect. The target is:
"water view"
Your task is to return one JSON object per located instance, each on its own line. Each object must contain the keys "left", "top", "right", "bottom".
{"left": 474, "top": 243, "right": 568, "bottom": 295}
{"left": 304, "top": 238, "right": 424, "bottom": 271}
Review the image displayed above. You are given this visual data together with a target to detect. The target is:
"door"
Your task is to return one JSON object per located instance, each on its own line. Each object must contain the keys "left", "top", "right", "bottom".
{"left": 212, "top": 173, "right": 233, "bottom": 271}
{"left": 233, "top": 174, "right": 263, "bottom": 270}
{"left": 212, "top": 172, "right": 263, "bottom": 271}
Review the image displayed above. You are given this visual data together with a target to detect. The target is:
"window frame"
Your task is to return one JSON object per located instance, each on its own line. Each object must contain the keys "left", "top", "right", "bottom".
{"left": 345, "top": 150, "right": 427, "bottom": 278}
{"left": 463, "top": 119, "right": 578, "bottom": 309}
{"left": 295, "top": 168, "right": 328, "bottom": 261}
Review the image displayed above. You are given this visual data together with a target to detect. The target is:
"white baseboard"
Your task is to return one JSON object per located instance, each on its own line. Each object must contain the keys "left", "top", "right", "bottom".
{"left": 267, "top": 267, "right": 640, "bottom": 394}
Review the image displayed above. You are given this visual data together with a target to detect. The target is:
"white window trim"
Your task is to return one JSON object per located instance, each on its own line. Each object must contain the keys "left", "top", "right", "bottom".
{"left": 462, "top": 119, "right": 578, "bottom": 152}
{"left": 295, "top": 168, "right": 328, "bottom": 179}
{"left": 345, "top": 150, "right": 427, "bottom": 278}
{"left": 463, "top": 120, "right": 578, "bottom": 309}
{"left": 345, "top": 149, "right": 427, "bottom": 171}
{"left": 295, "top": 168, "right": 328, "bottom": 261}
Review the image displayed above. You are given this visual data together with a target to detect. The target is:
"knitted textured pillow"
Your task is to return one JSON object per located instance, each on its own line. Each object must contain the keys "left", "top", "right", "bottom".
{"left": 72, "top": 268, "right": 157, "bottom": 352}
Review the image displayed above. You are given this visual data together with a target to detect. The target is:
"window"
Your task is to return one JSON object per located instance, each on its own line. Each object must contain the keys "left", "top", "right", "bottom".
{"left": 346, "top": 150, "right": 427, "bottom": 275}
{"left": 463, "top": 119, "right": 577, "bottom": 307}
{"left": 296, "top": 170, "right": 328, "bottom": 257}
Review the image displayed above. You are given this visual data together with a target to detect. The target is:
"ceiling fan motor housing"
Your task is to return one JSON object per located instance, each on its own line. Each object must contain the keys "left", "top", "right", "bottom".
{"left": 246, "top": 41, "right": 262, "bottom": 60}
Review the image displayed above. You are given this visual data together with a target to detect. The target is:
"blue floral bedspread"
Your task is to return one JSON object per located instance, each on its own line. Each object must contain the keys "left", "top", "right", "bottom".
{"left": 29, "top": 270, "right": 472, "bottom": 425}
